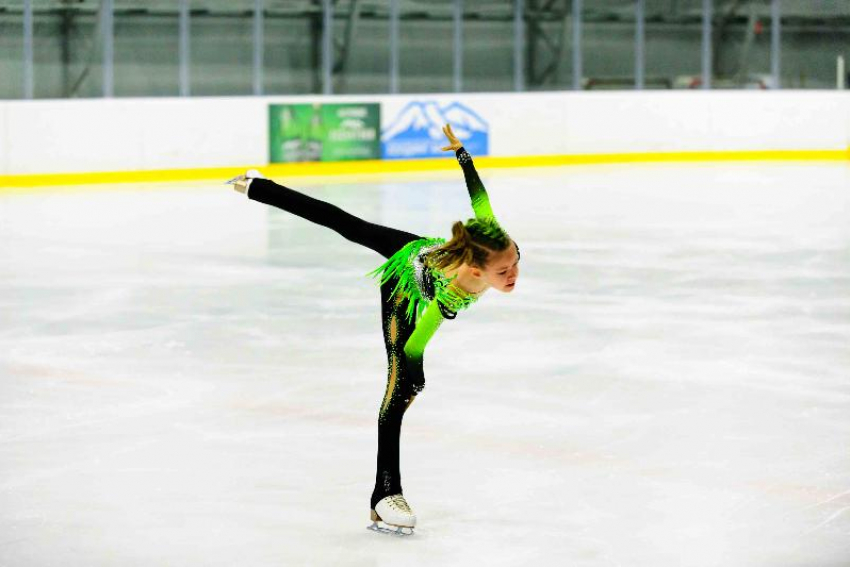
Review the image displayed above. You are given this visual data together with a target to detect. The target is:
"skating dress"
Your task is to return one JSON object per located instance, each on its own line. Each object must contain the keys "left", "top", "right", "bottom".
{"left": 365, "top": 147, "right": 519, "bottom": 391}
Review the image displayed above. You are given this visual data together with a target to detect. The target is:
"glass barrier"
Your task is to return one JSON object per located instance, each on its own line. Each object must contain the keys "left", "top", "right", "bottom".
{"left": 462, "top": 1, "right": 513, "bottom": 92}
{"left": 780, "top": 7, "right": 850, "bottom": 89}
{"left": 0, "top": 7, "right": 23, "bottom": 98}
{"left": 581, "top": 0, "right": 636, "bottom": 90}
{"left": 645, "top": 0, "right": 704, "bottom": 90}
{"left": 3, "top": 0, "right": 850, "bottom": 98}
{"left": 115, "top": 1, "right": 179, "bottom": 96}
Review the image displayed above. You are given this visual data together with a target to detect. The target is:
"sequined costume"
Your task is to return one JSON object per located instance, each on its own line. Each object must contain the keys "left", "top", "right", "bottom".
{"left": 244, "top": 147, "right": 506, "bottom": 512}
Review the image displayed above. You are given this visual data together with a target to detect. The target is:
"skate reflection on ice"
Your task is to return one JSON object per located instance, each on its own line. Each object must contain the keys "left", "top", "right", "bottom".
{"left": 367, "top": 521, "right": 415, "bottom": 537}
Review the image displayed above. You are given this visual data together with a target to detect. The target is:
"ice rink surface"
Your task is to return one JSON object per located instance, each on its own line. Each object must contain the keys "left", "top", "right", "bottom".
{"left": 1, "top": 161, "right": 849, "bottom": 567}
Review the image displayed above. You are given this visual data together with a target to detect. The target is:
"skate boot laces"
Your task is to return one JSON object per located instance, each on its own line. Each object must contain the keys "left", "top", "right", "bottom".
{"left": 388, "top": 494, "right": 412, "bottom": 515}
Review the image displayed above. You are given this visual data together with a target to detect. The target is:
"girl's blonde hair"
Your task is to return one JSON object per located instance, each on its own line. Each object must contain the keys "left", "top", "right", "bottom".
{"left": 425, "top": 217, "right": 513, "bottom": 272}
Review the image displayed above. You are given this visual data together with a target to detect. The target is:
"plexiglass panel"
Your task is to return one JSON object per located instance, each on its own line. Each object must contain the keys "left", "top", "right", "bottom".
{"left": 114, "top": 1, "right": 180, "bottom": 96}
{"left": 780, "top": 3, "right": 850, "bottom": 89}
{"left": 463, "top": 2, "right": 513, "bottom": 93}
{"left": 0, "top": 8, "right": 23, "bottom": 99}
{"left": 644, "top": 0, "right": 704, "bottom": 89}
{"left": 1, "top": 0, "right": 850, "bottom": 97}
{"left": 190, "top": 1, "right": 254, "bottom": 96}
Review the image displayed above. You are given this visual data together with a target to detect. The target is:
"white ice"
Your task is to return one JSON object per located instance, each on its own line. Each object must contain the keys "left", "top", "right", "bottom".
{"left": 1, "top": 162, "right": 849, "bottom": 567}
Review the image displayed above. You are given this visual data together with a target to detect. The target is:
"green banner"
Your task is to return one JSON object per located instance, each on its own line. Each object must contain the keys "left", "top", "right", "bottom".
{"left": 269, "top": 103, "right": 381, "bottom": 163}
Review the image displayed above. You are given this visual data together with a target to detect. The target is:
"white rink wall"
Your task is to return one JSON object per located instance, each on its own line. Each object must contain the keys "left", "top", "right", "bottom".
{"left": 1, "top": 91, "right": 849, "bottom": 176}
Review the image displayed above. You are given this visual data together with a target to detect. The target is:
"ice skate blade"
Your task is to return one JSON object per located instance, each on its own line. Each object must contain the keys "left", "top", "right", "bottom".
{"left": 367, "top": 521, "right": 414, "bottom": 536}
{"left": 225, "top": 169, "right": 264, "bottom": 186}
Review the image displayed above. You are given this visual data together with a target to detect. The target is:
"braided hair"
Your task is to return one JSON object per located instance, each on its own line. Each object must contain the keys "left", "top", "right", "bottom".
{"left": 425, "top": 217, "right": 514, "bottom": 272}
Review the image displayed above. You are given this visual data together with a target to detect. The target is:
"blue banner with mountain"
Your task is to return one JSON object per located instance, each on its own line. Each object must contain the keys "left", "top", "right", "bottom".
{"left": 381, "top": 101, "right": 489, "bottom": 159}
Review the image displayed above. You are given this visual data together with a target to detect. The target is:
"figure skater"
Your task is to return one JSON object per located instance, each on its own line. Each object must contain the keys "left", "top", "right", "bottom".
{"left": 227, "top": 124, "right": 520, "bottom": 536}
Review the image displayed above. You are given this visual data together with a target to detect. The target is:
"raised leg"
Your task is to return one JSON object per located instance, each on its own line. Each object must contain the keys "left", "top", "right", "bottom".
{"left": 247, "top": 178, "right": 421, "bottom": 259}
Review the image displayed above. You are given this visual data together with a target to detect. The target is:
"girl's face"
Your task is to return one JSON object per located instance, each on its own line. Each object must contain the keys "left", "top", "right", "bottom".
{"left": 481, "top": 241, "right": 520, "bottom": 293}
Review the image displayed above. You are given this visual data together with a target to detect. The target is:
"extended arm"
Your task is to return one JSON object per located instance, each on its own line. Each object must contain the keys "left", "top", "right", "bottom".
{"left": 402, "top": 300, "right": 446, "bottom": 394}
{"left": 441, "top": 123, "right": 495, "bottom": 220}
{"left": 455, "top": 147, "right": 494, "bottom": 220}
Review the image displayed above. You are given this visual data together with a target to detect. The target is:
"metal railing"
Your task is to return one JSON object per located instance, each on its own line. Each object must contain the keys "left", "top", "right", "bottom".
{"left": 8, "top": 0, "right": 844, "bottom": 99}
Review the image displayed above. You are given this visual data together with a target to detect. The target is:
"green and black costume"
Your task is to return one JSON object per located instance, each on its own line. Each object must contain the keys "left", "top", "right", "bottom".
{"left": 245, "top": 147, "right": 517, "bottom": 511}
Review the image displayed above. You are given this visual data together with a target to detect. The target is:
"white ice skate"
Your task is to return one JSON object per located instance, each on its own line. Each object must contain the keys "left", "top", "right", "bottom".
{"left": 225, "top": 169, "right": 265, "bottom": 194}
{"left": 367, "top": 494, "right": 416, "bottom": 536}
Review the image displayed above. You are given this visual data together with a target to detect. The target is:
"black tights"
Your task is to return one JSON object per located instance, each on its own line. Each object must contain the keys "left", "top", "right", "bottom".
{"left": 247, "top": 178, "right": 422, "bottom": 510}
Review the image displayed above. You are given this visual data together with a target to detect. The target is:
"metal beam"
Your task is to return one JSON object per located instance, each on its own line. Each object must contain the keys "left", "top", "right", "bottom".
{"left": 734, "top": 2, "right": 758, "bottom": 85}
{"left": 513, "top": 0, "right": 524, "bottom": 91}
{"left": 572, "top": 0, "right": 582, "bottom": 90}
{"left": 179, "top": 0, "right": 190, "bottom": 96}
{"left": 525, "top": 0, "right": 569, "bottom": 88}
{"left": 771, "top": 0, "right": 781, "bottom": 88}
{"left": 23, "top": 0, "right": 33, "bottom": 99}
{"left": 453, "top": 0, "right": 463, "bottom": 92}
{"left": 702, "top": 0, "right": 711, "bottom": 89}
{"left": 61, "top": 8, "right": 71, "bottom": 97}
{"left": 253, "top": 0, "right": 264, "bottom": 95}
{"left": 635, "top": 0, "right": 644, "bottom": 89}
{"left": 102, "top": 0, "right": 114, "bottom": 97}
{"left": 322, "top": 0, "right": 332, "bottom": 94}
{"left": 389, "top": 0, "right": 399, "bottom": 94}
{"left": 334, "top": 0, "right": 362, "bottom": 93}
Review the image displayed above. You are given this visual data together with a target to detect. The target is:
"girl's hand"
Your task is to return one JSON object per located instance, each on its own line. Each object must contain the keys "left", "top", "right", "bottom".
{"left": 441, "top": 124, "right": 463, "bottom": 152}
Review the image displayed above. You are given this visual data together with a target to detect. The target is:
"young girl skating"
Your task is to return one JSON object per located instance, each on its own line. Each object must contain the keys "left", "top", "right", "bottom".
{"left": 227, "top": 124, "right": 520, "bottom": 535}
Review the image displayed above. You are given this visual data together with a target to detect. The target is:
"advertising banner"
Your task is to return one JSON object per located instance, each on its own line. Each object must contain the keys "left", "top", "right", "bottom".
{"left": 381, "top": 100, "right": 489, "bottom": 160}
{"left": 269, "top": 103, "right": 381, "bottom": 163}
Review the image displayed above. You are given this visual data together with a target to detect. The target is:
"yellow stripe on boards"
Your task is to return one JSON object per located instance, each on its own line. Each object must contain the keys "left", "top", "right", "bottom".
{"left": 1, "top": 148, "right": 848, "bottom": 192}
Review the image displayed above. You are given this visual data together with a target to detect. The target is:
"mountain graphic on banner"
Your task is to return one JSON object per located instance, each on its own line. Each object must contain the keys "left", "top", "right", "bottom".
{"left": 381, "top": 101, "right": 489, "bottom": 159}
